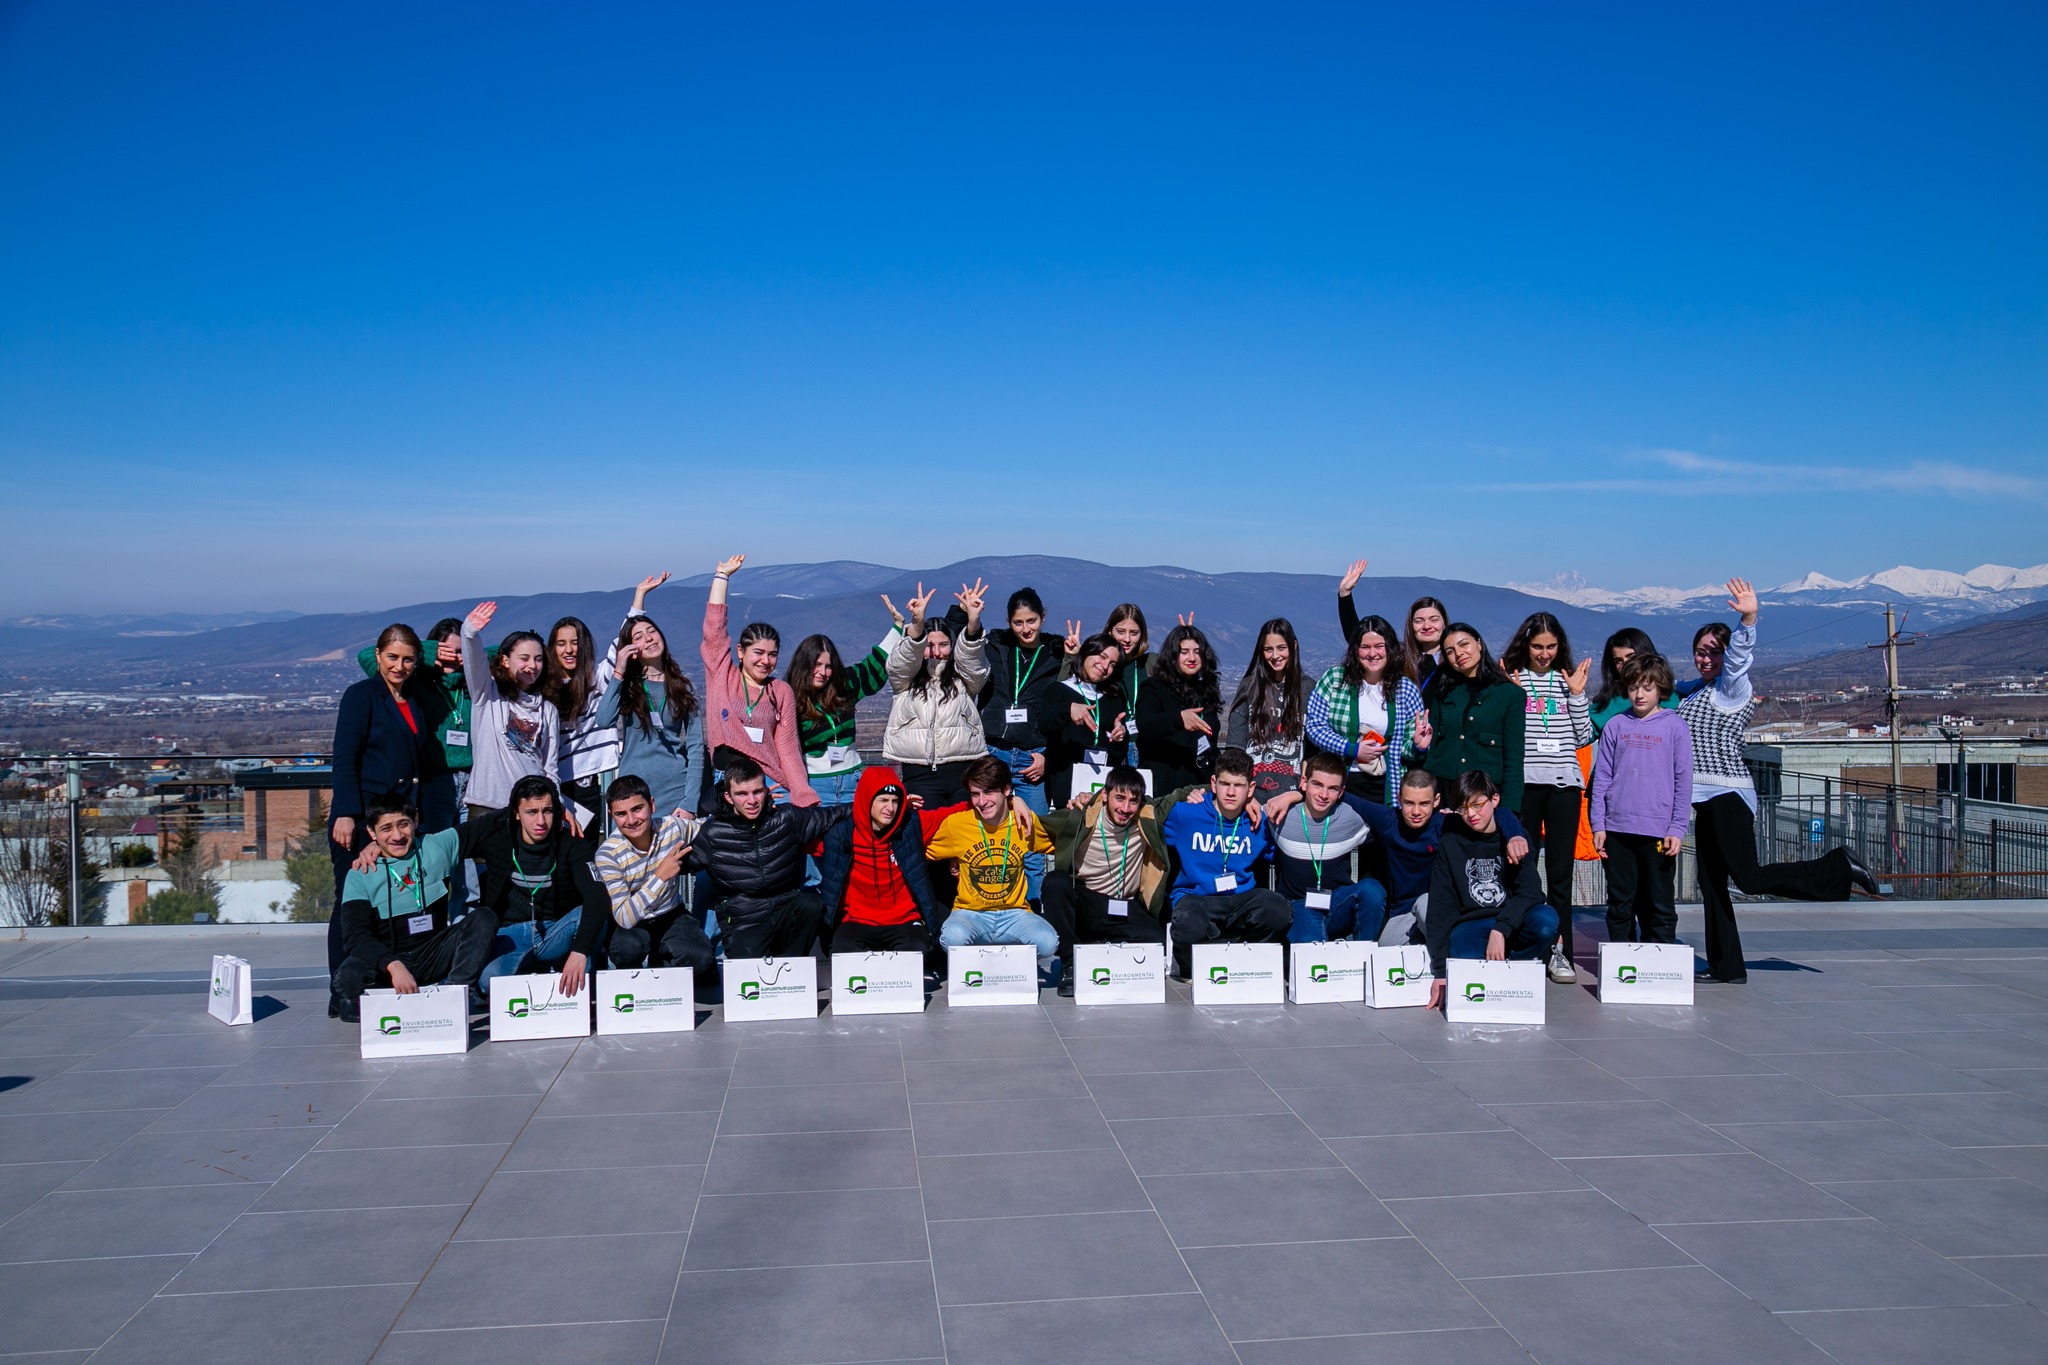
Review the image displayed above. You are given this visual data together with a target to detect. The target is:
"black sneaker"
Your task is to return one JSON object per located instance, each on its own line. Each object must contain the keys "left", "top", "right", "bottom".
{"left": 337, "top": 997, "right": 360, "bottom": 1024}
{"left": 1845, "top": 850, "right": 1882, "bottom": 897}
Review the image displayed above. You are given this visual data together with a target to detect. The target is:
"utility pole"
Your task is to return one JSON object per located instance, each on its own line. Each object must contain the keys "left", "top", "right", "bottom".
{"left": 66, "top": 759, "right": 82, "bottom": 927}
{"left": 1867, "top": 606, "right": 1915, "bottom": 871}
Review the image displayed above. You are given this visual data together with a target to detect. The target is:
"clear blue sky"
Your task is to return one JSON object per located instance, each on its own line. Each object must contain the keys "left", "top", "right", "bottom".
{"left": 2, "top": 2, "right": 2042, "bottom": 614}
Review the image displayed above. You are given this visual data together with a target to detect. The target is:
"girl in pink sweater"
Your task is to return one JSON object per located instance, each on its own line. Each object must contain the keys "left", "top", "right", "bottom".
{"left": 700, "top": 554, "right": 820, "bottom": 807}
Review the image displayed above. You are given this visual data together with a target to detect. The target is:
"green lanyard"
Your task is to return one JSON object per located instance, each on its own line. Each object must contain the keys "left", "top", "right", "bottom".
{"left": 1013, "top": 645, "right": 1043, "bottom": 702}
{"left": 740, "top": 676, "right": 765, "bottom": 719}
{"left": 509, "top": 842, "right": 555, "bottom": 915}
{"left": 1098, "top": 815, "right": 1134, "bottom": 893}
{"left": 1298, "top": 807, "right": 1330, "bottom": 890}
{"left": 384, "top": 849, "right": 425, "bottom": 916}
{"left": 979, "top": 818, "right": 1015, "bottom": 885}
{"left": 1216, "top": 807, "right": 1245, "bottom": 873}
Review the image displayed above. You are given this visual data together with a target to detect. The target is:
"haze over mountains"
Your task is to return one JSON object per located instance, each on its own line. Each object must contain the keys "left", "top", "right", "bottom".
{"left": 1507, "top": 561, "right": 2048, "bottom": 625}
{"left": 7, "top": 556, "right": 2031, "bottom": 696}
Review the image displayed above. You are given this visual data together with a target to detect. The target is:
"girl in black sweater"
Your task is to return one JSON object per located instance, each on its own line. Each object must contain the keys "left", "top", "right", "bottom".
{"left": 1135, "top": 622, "right": 1220, "bottom": 792}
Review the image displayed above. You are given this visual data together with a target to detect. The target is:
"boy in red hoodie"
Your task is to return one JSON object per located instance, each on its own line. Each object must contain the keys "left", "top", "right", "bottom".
{"left": 816, "top": 766, "right": 943, "bottom": 951}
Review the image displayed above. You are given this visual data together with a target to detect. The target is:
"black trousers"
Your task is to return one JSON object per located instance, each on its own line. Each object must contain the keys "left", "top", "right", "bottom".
{"left": 831, "top": 920, "right": 930, "bottom": 953}
{"left": 1520, "top": 783, "right": 1581, "bottom": 947}
{"left": 607, "top": 905, "right": 719, "bottom": 1000}
{"left": 1040, "top": 871, "right": 1164, "bottom": 957}
{"left": 1170, "top": 888, "right": 1291, "bottom": 975}
{"left": 1603, "top": 831, "right": 1677, "bottom": 944}
{"left": 717, "top": 889, "right": 826, "bottom": 960}
{"left": 1693, "top": 793, "right": 1853, "bottom": 980}
{"left": 332, "top": 911, "right": 497, "bottom": 1006}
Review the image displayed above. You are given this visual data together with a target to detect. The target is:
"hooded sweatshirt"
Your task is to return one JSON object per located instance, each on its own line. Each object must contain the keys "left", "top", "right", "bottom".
{"left": 1425, "top": 814, "right": 1546, "bottom": 977}
{"left": 825, "top": 766, "right": 936, "bottom": 927}
{"left": 1161, "top": 790, "right": 1272, "bottom": 903}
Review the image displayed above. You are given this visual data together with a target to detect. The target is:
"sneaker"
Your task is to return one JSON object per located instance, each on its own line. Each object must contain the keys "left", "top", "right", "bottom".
{"left": 1547, "top": 945, "right": 1577, "bottom": 984}
{"left": 1845, "top": 850, "right": 1883, "bottom": 897}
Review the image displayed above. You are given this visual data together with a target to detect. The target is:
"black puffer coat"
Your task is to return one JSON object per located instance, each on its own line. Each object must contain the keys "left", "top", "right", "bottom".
{"left": 685, "top": 799, "right": 845, "bottom": 903}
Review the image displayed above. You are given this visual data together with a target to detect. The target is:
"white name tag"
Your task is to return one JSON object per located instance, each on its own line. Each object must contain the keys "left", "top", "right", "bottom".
{"left": 1196, "top": 736, "right": 1213, "bottom": 757}
{"left": 1124, "top": 717, "right": 1138, "bottom": 735}
{"left": 1084, "top": 749, "right": 1108, "bottom": 766}
{"left": 1306, "top": 890, "right": 1332, "bottom": 910}
{"left": 1107, "top": 898, "right": 1130, "bottom": 918}
{"left": 1213, "top": 873, "right": 1238, "bottom": 893}
{"left": 1536, "top": 738, "right": 1563, "bottom": 755}
{"left": 445, "top": 729, "right": 469, "bottom": 747}
{"left": 1004, "top": 707, "right": 1029, "bottom": 724}
{"left": 406, "top": 914, "right": 433, "bottom": 936}
{"left": 743, "top": 725, "right": 765, "bottom": 744}
{"left": 823, "top": 744, "right": 857, "bottom": 768}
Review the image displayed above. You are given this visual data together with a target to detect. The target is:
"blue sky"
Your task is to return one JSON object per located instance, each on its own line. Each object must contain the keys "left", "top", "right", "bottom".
{"left": 2, "top": 2, "right": 2042, "bottom": 614}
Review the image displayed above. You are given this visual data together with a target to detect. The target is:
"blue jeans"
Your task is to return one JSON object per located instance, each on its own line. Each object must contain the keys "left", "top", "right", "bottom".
{"left": 804, "top": 768, "right": 863, "bottom": 887}
{"left": 1288, "top": 879, "right": 1389, "bottom": 944}
{"left": 938, "top": 907, "right": 1061, "bottom": 964}
{"left": 1445, "top": 905, "right": 1561, "bottom": 962}
{"left": 988, "top": 746, "right": 1048, "bottom": 901}
{"left": 478, "top": 908, "right": 589, "bottom": 988}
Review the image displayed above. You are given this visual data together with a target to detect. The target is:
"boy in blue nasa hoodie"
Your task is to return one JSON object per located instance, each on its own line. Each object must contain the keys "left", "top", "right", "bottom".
{"left": 1160, "top": 747, "right": 1292, "bottom": 977}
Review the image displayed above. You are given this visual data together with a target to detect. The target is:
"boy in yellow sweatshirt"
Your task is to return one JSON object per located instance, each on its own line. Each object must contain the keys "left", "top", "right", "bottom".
{"left": 926, "top": 756, "right": 1060, "bottom": 975}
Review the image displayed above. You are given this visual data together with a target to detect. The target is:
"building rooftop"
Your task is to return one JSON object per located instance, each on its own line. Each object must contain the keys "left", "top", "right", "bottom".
{"left": 2, "top": 908, "right": 2047, "bottom": 1364}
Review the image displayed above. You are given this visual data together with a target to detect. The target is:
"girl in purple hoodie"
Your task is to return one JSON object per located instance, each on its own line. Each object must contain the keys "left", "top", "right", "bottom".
{"left": 1590, "top": 654, "right": 1693, "bottom": 944}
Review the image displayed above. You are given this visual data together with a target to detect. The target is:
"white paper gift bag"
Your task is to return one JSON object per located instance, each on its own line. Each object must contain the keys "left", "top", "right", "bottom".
{"left": 722, "top": 956, "right": 819, "bottom": 1021}
{"left": 1445, "top": 958, "right": 1546, "bottom": 1024}
{"left": 831, "top": 952, "right": 926, "bottom": 1016}
{"left": 1362, "top": 945, "right": 1433, "bottom": 1009}
{"left": 946, "top": 944, "right": 1038, "bottom": 1007}
{"left": 1191, "top": 942, "right": 1284, "bottom": 1004}
{"left": 1597, "top": 942, "right": 1694, "bottom": 1005}
{"left": 1073, "top": 942, "right": 1167, "bottom": 1005}
{"left": 595, "top": 968, "right": 698, "bottom": 1034}
{"left": 1287, "top": 941, "right": 1370, "bottom": 1004}
{"left": 489, "top": 973, "right": 593, "bottom": 1042}
{"left": 360, "top": 985, "right": 471, "bottom": 1058}
{"left": 206, "top": 953, "right": 253, "bottom": 1026}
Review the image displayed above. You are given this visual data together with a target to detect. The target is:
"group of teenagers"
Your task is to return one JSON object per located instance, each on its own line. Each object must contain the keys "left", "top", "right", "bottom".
{"left": 323, "top": 556, "right": 1881, "bottom": 1021}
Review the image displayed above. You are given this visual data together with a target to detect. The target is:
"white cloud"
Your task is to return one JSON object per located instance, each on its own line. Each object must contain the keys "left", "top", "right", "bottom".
{"left": 1481, "top": 449, "right": 2048, "bottom": 503}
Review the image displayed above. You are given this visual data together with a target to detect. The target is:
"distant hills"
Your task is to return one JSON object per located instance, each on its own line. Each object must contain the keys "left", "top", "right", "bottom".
{"left": 1760, "top": 599, "right": 2048, "bottom": 690}
{"left": 1508, "top": 560, "right": 2048, "bottom": 628}
{"left": 0, "top": 556, "right": 1942, "bottom": 694}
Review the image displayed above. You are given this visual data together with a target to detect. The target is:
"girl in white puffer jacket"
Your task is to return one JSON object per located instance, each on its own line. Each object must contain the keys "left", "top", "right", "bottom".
{"left": 883, "top": 579, "right": 991, "bottom": 810}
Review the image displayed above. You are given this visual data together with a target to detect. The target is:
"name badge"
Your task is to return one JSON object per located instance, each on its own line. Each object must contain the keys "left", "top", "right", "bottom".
{"left": 1124, "top": 716, "right": 1138, "bottom": 735}
{"left": 1213, "top": 873, "right": 1238, "bottom": 893}
{"left": 445, "top": 729, "right": 469, "bottom": 747}
{"left": 1306, "top": 890, "right": 1332, "bottom": 911}
{"left": 823, "top": 744, "right": 857, "bottom": 768}
{"left": 1536, "top": 738, "right": 1563, "bottom": 755}
{"left": 1107, "top": 898, "right": 1130, "bottom": 918}
{"left": 1005, "top": 706, "right": 1029, "bottom": 724}
{"left": 1196, "top": 736, "right": 1213, "bottom": 757}
{"left": 406, "top": 914, "right": 433, "bottom": 936}
{"left": 1084, "top": 749, "right": 1108, "bottom": 766}
{"left": 743, "top": 725, "right": 766, "bottom": 744}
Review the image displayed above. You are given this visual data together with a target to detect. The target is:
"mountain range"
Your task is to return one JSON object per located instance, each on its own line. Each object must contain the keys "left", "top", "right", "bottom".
{"left": 1506, "top": 561, "right": 2048, "bottom": 626}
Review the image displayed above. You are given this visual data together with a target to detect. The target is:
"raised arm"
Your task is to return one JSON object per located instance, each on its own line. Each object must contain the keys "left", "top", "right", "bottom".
{"left": 701, "top": 559, "right": 742, "bottom": 678}
{"left": 1336, "top": 558, "right": 1366, "bottom": 644}
{"left": 460, "top": 601, "right": 498, "bottom": 702}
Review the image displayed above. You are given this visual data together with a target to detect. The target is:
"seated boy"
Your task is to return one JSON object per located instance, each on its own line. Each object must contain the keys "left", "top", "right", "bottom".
{"left": 594, "top": 775, "right": 717, "bottom": 998}
{"left": 1039, "top": 765, "right": 1189, "bottom": 996}
{"left": 1160, "top": 747, "right": 1291, "bottom": 977}
{"left": 331, "top": 793, "right": 497, "bottom": 1022}
{"left": 1424, "top": 771, "right": 1559, "bottom": 1007}
{"left": 1265, "top": 751, "right": 1385, "bottom": 943}
{"left": 818, "top": 765, "right": 942, "bottom": 953}
{"left": 925, "top": 756, "right": 1061, "bottom": 981}
{"left": 687, "top": 756, "right": 846, "bottom": 958}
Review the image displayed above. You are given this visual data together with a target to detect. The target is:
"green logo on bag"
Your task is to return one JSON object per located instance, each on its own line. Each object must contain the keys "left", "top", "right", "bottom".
{"left": 1091, "top": 967, "right": 1112, "bottom": 985}
{"left": 379, "top": 1016, "right": 402, "bottom": 1035}
{"left": 1617, "top": 965, "right": 1637, "bottom": 984}
{"left": 506, "top": 997, "right": 529, "bottom": 1018}
{"left": 848, "top": 975, "right": 868, "bottom": 995}
{"left": 613, "top": 994, "right": 635, "bottom": 1013}
{"left": 739, "top": 981, "right": 761, "bottom": 1000}
{"left": 1209, "top": 965, "right": 1229, "bottom": 984}
{"left": 1309, "top": 963, "right": 1329, "bottom": 983}
{"left": 1464, "top": 982, "right": 1486, "bottom": 1001}
{"left": 963, "top": 970, "right": 984, "bottom": 987}
{"left": 211, "top": 977, "right": 229, "bottom": 997}
{"left": 1385, "top": 966, "right": 1409, "bottom": 986}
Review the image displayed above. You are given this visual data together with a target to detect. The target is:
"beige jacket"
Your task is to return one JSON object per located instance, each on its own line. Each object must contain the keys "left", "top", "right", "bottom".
{"left": 882, "top": 627, "right": 991, "bottom": 768}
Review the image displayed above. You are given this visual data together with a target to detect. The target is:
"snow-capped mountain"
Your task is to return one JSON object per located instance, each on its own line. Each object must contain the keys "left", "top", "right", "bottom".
{"left": 1506, "top": 562, "right": 2048, "bottom": 622}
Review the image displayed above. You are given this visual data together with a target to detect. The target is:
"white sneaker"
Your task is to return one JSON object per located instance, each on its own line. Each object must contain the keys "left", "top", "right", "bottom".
{"left": 1547, "top": 945, "right": 1578, "bottom": 984}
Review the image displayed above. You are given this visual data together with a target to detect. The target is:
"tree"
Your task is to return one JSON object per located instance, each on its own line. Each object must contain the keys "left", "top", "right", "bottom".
{"left": 144, "top": 819, "right": 221, "bottom": 925}
{"left": 274, "top": 795, "right": 332, "bottom": 924}
{"left": 0, "top": 806, "right": 67, "bottom": 927}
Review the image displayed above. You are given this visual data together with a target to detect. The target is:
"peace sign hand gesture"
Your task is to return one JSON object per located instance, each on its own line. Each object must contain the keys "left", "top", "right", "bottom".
{"left": 1177, "top": 612, "right": 1196, "bottom": 627}
{"left": 906, "top": 583, "right": 936, "bottom": 632}
{"left": 1062, "top": 620, "right": 1083, "bottom": 655}
{"left": 1339, "top": 558, "right": 1369, "bottom": 595}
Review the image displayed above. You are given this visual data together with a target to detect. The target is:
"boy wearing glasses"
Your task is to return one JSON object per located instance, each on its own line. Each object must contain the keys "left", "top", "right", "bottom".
{"left": 1423, "top": 771, "right": 1558, "bottom": 1009}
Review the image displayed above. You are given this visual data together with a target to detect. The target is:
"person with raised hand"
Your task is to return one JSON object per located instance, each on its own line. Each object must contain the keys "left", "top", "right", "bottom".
{"left": 1136, "top": 620, "right": 1222, "bottom": 791}
{"left": 701, "top": 554, "right": 819, "bottom": 807}
{"left": 1227, "top": 618, "right": 1307, "bottom": 803}
{"left": 882, "top": 578, "right": 992, "bottom": 811}
{"left": 787, "top": 601, "right": 904, "bottom": 808}
{"left": 1032, "top": 632, "right": 1131, "bottom": 809}
{"left": 593, "top": 610, "right": 705, "bottom": 821}
{"left": 459, "top": 601, "right": 561, "bottom": 815}
{"left": 1423, "top": 771, "right": 1558, "bottom": 1007}
{"left": 1159, "top": 746, "right": 1290, "bottom": 978}
{"left": 1334, "top": 556, "right": 1370, "bottom": 647}
{"left": 1680, "top": 577, "right": 1880, "bottom": 983}
{"left": 1500, "top": 611, "right": 1595, "bottom": 984}
{"left": 980, "top": 587, "right": 1063, "bottom": 901}
{"left": 1422, "top": 622, "right": 1526, "bottom": 814}
{"left": 1306, "top": 614, "right": 1429, "bottom": 805}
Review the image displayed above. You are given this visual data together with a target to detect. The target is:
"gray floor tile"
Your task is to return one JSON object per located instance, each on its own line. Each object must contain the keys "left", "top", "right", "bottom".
{"left": 1486, "top": 1099, "right": 1741, "bottom": 1157}
{"left": 1325, "top": 1129, "right": 1586, "bottom": 1199}
{"left": 1965, "top": 1066, "right": 2048, "bottom": 1099}
{"left": 0, "top": 1181, "right": 263, "bottom": 1261}
{"left": 929, "top": 1208, "right": 1192, "bottom": 1304}
{"left": 1184, "top": 1237, "right": 1491, "bottom": 1341}
{"left": 896, "top": 1023, "right": 1069, "bottom": 1061}
{"left": 685, "top": 1186, "right": 928, "bottom": 1270}
{"left": 459, "top": 1164, "right": 699, "bottom": 1239}
{"left": 1629, "top": 1073, "right": 1877, "bottom": 1124}
{"left": 1561, "top": 1035, "right": 1778, "bottom": 1078}
{"left": 211, "top": 1044, "right": 398, "bottom": 1086}
{"left": 1855, "top": 1089, "right": 2048, "bottom": 1147}
{"left": 942, "top": 1292, "right": 1238, "bottom": 1365}
{"left": 1695, "top": 1014, "right": 1904, "bottom": 1055}
{"left": 535, "top": 1066, "right": 728, "bottom": 1115}
{"left": 0, "top": 1159, "right": 92, "bottom": 1221}
{"left": 1771, "top": 1049, "right": 1996, "bottom": 1096}
{"left": 1879, "top": 984, "right": 2048, "bottom": 1016}
{"left": 1661, "top": 1216, "right": 2018, "bottom": 1310}
{"left": 377, "top": 1318, "right": 667, "bottom": 1364}
{"left": 1235, "top": 1043, "right": 1437, "bottom": 1088}
{"left": 60, "top": 1125, "right": 325, "bottom": 1191}
{"left": 912, "top": 1097, "right": 1115, "bottom": 1156}
{"left": 69, "top": 1032, "right": 270, "bottom": 1072}
{"left": 1276, "top": 1080, "right": 1508, "bottom": 1139}
{"left": 149, "top": 1079, "right": 379, "bottom": 1132}
{"left": 0, "top": 1107, "right": 164, "bottom": 1160}
{"left": 1467, "top": 1265, "right": 1830, "bottom": 1365}
{"left": 503, "top": 1110, "right": 717, "bottom": 1170}
{"left": 1715, "top": 1119, "right": 1999, "bottom": 1181}
{"left": 0, "top": 1254, "right": 189, "bottom": 1354}
{"left": 568, "top": 1032, "right": 740, "bottom": 1070}
{"left": 663, "top": 1261, "right": 943, "bottom": 1364}
{"left": 1955, "top": 1254, "right": 2048, "bottom": 1310}
{"left": 1819, "top": 1176, "right": 2048, "bottom": 1255}
{"left": 1777, "top": 998, "right": 1982, "bottom": 1033}
{"left": 168, "top": 1202, "right": 463, "bottom": 1291}
{"left": 253, "top": 1143, "right": 507, "bottom": 1212}
{"left": 1144, "top": 1166, "right": 1404, "bottom": 1247}
{"left": 1089, "top": 1067, "right": 1287, "bottom": 1119}
{"left": 708, "top": 1128, "right": 919, "bottom": 1195}
{"left": 1112, "top": 1113, "right": 1340, "bottom": 1175}
{"left": 731, "top": 1042, "right": 902, "bottom": 1087}
{"left": 397, "top": 1232, "right": 687, "bottom": 1329}
{"left": 368, "top": 1051, "right": 576, "bottom": 1100}
{"left": 1060, "top": 1036, "right": 1253, "bottom": 1076}
{"left": 316, "top": 1094, "right": 539, "bottom": 1149}
{"left": 0, "top": 1065, "right": 229, "bottom": 1114}
{"left": 1425, "top": 1058, "right": 1648, "bottom": 1104}
{"left": 1233, "top": 1326, "right": 1541, "bottom": 1364}
{"left": 1968, "top": 1144, "right": 2048, "bottom": 1189}
{"left": 1780, "top": 1304, "right": 2048, "bottom": 1365}
{"left": 86, "top": 1282, "right": 412, "bottom": 1365}
{"left": 905, "top": 1056, "right": 1089, "bottom": 1103}
{"left": 920, "top": 1146, "right": 1145, "bottom": 1220}
{"left": 1565, "top": 1152, "right": 1858, "bottom": 1225}
{"left": 1375, "top": 1025, "right": 1578, "bottom": 1062}
{"left": 0, "top": 1025, "right": 139, "bottom": 1059}
{"left": 1392, "top": 1188, "right": 1693, "bottom": 1277}
{"left": 1862, "top": 1028, "right": 2048, "bottom": 1070}
{"left": 718, "top": 1081, "right": 909, "bottom": 1135}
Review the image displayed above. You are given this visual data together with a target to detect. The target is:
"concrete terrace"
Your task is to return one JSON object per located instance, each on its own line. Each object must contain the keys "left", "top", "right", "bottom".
{"left": 2, "top": 905, "right": 2048, "bottom": 1365}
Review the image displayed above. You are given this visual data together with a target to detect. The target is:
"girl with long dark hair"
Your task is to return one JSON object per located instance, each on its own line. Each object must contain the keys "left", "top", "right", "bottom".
{"left": 1135, "top": 621, "right": 1220, "bottom": 791}
{"left": 882, "top": 580, "right": 991, "bottom": 808}
{"left": 594, "top": 613, "right": 705, "bottom": 818}
{"left": 1405, "top": 597, "right": 1449, "bottom": 690}
{"left": 459, "top": 601, "right": 560, "bottom": 816}
{"left": 1306, "top": 614, "right": 1428, "bottom": 804}
{"left": 1422, "top": 622, "right": 1525, "bottom": 814}
{"left": 1033, "top": 632, "right": 1132, "bottom": 807}
{"left": 1590, "top": 627, "right": 1670, "bottom": 735}
{"left": 1227, "top": 617, "right": 1306, "bottom": 801}
{"left": 786, "top": 617, "right": 900, "bottom": 808}
{"left": 1501, "top": 611, "right": 1594, "bottom": 984}
{"left": 700, "top": 554, "right": 819, "bottom": 805}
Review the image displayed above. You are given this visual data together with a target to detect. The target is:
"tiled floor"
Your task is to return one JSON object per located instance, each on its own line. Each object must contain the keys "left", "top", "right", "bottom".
{"left": 2, "top": 902, "right": 2047, "bottom": 1364}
